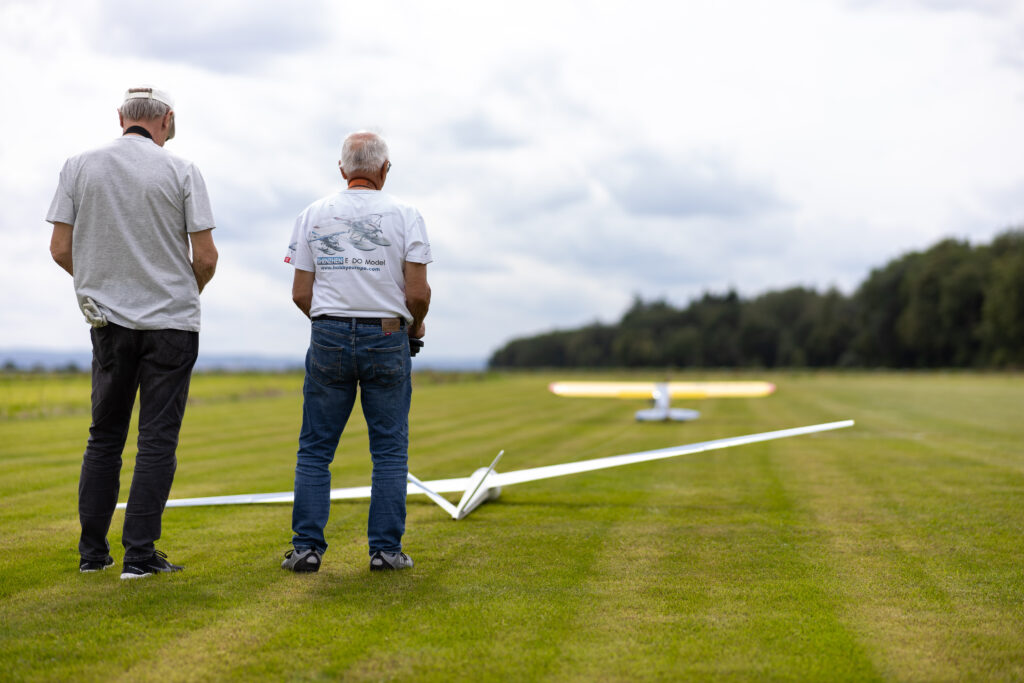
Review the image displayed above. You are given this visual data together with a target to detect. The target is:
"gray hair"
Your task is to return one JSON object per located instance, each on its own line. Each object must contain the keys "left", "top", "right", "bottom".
{"left": 341, "top": 132, "right": 389, "bottom": 175}
{"left": 119, "top": 97, "right": 171, "bottom": 122}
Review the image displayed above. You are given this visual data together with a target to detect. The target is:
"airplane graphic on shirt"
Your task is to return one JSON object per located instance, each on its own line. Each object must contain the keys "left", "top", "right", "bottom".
{"left": 308, "top": 215, "right": 392, "bottom": 255}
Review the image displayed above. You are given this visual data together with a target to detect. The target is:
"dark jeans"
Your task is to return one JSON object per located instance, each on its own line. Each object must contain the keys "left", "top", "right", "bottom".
{"left": 292, "top": 319, "right": 412, "bottom": 555}
{"left": 79, "top": 324, "right": 198, "bottom": 562}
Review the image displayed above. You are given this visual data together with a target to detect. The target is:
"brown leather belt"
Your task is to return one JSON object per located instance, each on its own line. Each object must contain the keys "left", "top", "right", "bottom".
{"left": 312, "top": 316, "right": 404, "bottom": 331}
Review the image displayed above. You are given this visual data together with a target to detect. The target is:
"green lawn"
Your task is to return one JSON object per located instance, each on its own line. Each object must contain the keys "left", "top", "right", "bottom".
{"left": 1, "top": 371, "right": 1022, "bottom": 681}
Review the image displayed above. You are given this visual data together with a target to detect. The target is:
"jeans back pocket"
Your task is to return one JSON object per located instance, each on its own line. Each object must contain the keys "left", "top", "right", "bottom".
{"left": 365, "top": 342, "right": 407, "bottom": 387}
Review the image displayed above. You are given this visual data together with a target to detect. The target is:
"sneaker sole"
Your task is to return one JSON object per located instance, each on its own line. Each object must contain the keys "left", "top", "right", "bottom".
{"left": 81, "top": 560, "right": 114, "bottom": 573}
{"left": 370, "top": 561, "right": 413, "bottom": 571}
{"left": 120, "top": 571, "right": 154, "bottom": 580}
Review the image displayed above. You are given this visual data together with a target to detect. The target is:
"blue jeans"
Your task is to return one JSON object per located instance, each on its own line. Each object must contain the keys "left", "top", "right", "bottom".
{"left": 79, "top": 324, "right": 198, "bottom": 562}
{"left": 291, "top": 319, "right": 412, "bottom": 555}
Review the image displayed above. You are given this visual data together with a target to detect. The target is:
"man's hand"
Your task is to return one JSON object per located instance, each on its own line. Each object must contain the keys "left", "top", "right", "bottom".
{"left": 81, "top": 297, "right": 108, "bottom": 328}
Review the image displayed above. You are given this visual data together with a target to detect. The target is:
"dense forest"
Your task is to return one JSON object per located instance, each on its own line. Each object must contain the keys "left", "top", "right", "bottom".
{"left": 489, "top": 228, "right": 1024, "bottom": 369}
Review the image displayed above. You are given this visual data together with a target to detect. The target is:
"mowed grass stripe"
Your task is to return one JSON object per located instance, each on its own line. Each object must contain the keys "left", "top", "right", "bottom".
{"left": 547, "top": 444, "right": 880, "bottom": 681}
{"left": 410, "top": 383, "right": 598, "bottom": 457}
{"left": 2, "top": 371, "right": 1023, "bottom": 681}
{"left": 115, "top": 490, "right": 625, "bottom": 679}
{"left": 778, "top": 441, "right": 1023, "bottom": 680}
{"left": 0, "top": 415, "right": 90, "bottom": 461}
{"left": 0, "top": 507, "right": 298, "bottom": 680}
{"left": 411, "top": 396, "right": 619, "bottom": 457}
{"left": 270, "top": 518, "right": 619, "bottom": 679}
{"left": 771, "top": 379, "right": 1024, "bottom": 681}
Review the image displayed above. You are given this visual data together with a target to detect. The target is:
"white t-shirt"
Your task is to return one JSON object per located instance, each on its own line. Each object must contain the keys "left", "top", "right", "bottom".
{"left": 46, "top": 136, "right": 215, "bottom": 332}
{"left": 285, "top": 189, "right": 432, "bottom": 322}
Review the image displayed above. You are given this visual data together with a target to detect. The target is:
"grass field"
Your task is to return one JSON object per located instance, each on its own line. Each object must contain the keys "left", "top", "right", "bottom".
{"left": 1, "top": 370, "right": 1022, "bottom": 681}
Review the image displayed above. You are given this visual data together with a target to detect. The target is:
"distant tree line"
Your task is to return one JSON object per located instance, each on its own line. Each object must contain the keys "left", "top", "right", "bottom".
{"left": 489, "top": 228, "right": 1024, "bottom": 369}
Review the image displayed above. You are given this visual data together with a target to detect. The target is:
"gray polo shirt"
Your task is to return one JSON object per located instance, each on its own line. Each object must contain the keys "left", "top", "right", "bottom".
{"left": 47, "top": 136, "right": 215, "bottom": 332}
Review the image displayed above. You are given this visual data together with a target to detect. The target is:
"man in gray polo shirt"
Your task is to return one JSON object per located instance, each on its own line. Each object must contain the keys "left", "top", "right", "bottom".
{"left": 47, "top": 85, "right": 218, "bottom": 579}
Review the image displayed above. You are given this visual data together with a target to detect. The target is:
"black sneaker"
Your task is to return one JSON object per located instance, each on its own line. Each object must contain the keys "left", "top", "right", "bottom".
{"left": 370, "top": 550, "right": 414, "bottom": 571}
{"left": 80, "top": 556, "right": 114, "bottom": 573}
{"left": 281, "top": 547, "right": 322, "bottom": 573}
{"left": 120, "top": 550, "right": 183, "bottom": 580}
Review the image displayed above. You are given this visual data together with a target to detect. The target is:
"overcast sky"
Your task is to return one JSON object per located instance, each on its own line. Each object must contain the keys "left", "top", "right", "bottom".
{"left": 2, "top": 0, "right": 1023, "bottom": 363}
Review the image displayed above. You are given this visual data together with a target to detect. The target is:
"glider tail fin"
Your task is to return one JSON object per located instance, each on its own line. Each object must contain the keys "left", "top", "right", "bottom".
{"left": 454, "top": 450, "right": 505, "bottom": 520}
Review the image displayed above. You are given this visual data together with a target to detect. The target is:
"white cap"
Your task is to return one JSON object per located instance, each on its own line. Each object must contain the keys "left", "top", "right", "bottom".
{"left": 122, "top": 86, "right": 174, "bottom": 109}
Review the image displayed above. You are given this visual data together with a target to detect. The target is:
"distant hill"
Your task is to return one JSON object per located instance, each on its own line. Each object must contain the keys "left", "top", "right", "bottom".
{"left": 0, "top": 348, "right": 485, "bottom": 373}
{"left": 0, "top": 348, "right": 303, "bottom": 373}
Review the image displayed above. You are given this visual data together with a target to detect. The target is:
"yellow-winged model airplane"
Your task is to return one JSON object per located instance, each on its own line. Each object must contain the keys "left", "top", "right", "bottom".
{"left": 548, "top": 380, "right": 777, "bottom": 422}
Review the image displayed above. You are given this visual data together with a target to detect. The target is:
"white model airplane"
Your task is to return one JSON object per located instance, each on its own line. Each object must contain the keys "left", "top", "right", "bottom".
{"left": 120, "top": 419, "right": 853, "bottom": 520}
{"left": 548, "top": 380, "right": 777, "bottom": 422}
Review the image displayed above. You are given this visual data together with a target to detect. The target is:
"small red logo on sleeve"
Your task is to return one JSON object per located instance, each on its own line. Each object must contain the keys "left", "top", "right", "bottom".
{"left": 284, "top": 256, "right": 292, "bottom": 263}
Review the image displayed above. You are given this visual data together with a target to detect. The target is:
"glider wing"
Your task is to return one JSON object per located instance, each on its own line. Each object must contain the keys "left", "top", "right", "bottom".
{"left": 128, "top": 419, "right": 853, "bottom": 514}
{"left": 490, "top": 419, "right": 851, "bottom": 487}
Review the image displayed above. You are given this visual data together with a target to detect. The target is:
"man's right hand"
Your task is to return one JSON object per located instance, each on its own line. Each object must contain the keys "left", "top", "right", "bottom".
{"left": 81, "top": 297, "right": 108, "bottom": 328}
{"left": 409, "top": 338, "right": 424, "bottom": 357}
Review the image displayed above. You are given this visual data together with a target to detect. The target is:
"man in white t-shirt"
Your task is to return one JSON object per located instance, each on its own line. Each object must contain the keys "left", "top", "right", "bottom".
{"left": 47, "top": 86, "right": 218, "bottom": 579}
{"left": 282, "top": 131, "right": 431, "bottom": 572}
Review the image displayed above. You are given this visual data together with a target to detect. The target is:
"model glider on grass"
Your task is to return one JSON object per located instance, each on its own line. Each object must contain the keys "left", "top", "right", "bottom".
{"left": 548, "top": 380, "right": 777, "bottom": 422}
{"left": 123, "top": 419, "right": 854, "bottom": 520}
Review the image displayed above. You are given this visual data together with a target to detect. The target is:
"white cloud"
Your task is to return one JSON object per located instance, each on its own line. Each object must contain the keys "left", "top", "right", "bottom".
{"left": 3, "top": 0, "right": 1023, "bottom": 363}
{"left": 602, "top": 149, "right": 788, "bottom": 218}
{"left": 90, "top": 0, "right": 334, "bottom": 73}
